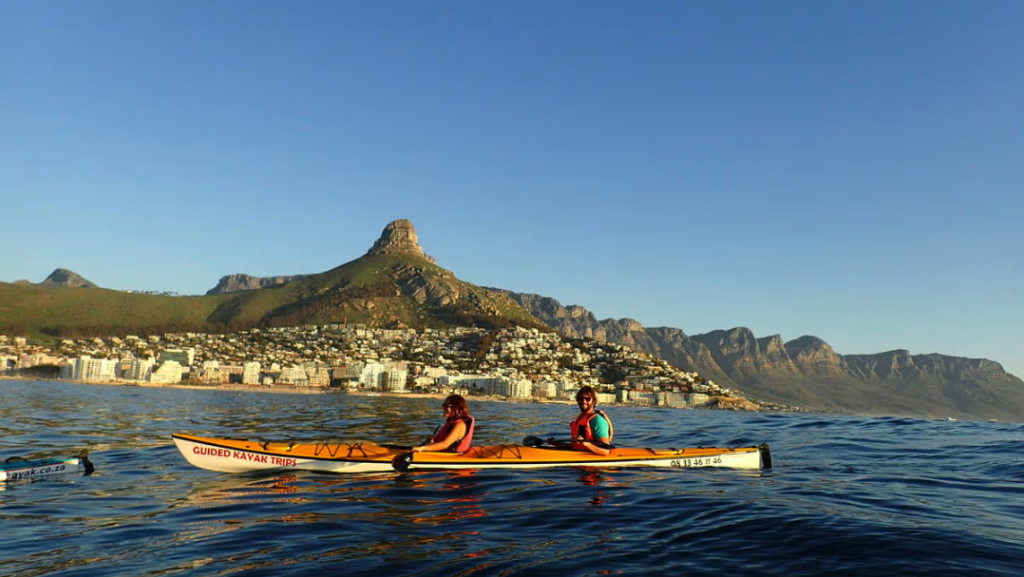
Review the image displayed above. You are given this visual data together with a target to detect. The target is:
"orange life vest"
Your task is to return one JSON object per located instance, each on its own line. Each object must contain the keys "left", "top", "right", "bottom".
{"left": 431, "top": 416, "right": 475, "bottom": 453}
{"left": 570, "top": 410, "right": 613, "bottom": 450}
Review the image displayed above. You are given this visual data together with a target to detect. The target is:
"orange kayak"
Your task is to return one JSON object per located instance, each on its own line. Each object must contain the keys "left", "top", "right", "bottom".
{"left": 173, "top": 433, "right": 771, "bottom": 474}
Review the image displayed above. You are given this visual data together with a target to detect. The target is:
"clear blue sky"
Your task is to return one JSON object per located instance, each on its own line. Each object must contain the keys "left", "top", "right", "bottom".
{"left": 2, "top": 2, "right": 1022, "bottom": 377}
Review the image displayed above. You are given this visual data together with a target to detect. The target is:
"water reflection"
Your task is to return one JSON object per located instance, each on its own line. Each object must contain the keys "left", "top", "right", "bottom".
{"left": 576, "top": 468, "right": 628, "bottom": 507}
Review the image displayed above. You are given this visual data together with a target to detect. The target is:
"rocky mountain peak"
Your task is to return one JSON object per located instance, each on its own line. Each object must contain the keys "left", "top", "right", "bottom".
{"left": 366, "top": 219, "right": 436, "bottom": 264}
{"left": 39, "top": 268, "right": 97, "bottom": 288}
{"left": 206, "top": 273, "right": 311, "bottom": 295}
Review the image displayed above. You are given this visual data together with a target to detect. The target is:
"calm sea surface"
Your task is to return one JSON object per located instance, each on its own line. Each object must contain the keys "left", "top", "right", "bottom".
{"left": 2, "top": 380, "right": 1022, "bottom": 576}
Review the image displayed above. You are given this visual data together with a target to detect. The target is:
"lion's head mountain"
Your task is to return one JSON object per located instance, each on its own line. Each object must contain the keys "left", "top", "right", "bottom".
{"left": 2, "top": 219, "right": 1022, "bottom": 421}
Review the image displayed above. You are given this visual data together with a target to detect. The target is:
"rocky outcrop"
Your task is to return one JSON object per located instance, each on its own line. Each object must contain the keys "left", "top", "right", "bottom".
{"left": 206, "top": 274, "right": 310, "bottom": 295}
{"left": 38, "top": 269, "right": 97, "bottom": 288}
{"left": 704, "top": 396, "right": 762, "bottom": 412}
{"left": 785, "top": 336, "right": 847, "bottom": 378}
{"left": 502, "top": 290, "right": 1024, "bottom": 420}
{"left": 366, "top": 219, "right": 437, "bottom": 264}
{"left": 392, "top": 264, "right": 462, "bottom": 307}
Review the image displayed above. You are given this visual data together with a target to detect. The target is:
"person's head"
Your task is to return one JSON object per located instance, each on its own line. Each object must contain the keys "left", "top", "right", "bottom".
{"left": 575, "top": 386, "right": 598, "bottom": 412}
{"left": 442, "top": 394, "right": 470, "bottom": 420}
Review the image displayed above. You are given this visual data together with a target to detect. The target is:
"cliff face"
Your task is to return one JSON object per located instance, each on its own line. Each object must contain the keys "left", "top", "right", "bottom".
{"left": 206, "top": 274, "right": 311, "bottom": 295}
{"left": 503, "top": 290, "right": 1024, "bottom": 421}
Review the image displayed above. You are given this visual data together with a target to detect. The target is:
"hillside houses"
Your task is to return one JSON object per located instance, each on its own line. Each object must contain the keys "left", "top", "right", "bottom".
{"left": 0, "top": 325, "right": 749, "bottom": 410}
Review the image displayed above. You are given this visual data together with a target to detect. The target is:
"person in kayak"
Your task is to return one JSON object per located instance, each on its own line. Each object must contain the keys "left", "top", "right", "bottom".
{"left": 546, "top": 385, "right": 614, "bottom": 456}
{"left": 411, "top": 394, "right": 475, "bottom": 454}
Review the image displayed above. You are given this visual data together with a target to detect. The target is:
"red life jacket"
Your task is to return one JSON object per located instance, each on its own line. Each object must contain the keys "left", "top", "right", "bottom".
{"left": 431, "top": 416, "right": 475, "bottom": 453}
{"left": 570, "top": 411, "right": 613, "bottom": 450}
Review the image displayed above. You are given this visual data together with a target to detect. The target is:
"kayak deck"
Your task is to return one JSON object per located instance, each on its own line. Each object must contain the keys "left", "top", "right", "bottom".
{"left": 397, "top": 443, "right": 770, "bottom": 471}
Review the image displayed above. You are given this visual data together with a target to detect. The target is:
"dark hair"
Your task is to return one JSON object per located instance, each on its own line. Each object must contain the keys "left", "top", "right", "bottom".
{"left": 575, "top": 385, "right": 598, "bottom": 402}
{"left": 442, "top": 394, "right": 470, "bottom": 420}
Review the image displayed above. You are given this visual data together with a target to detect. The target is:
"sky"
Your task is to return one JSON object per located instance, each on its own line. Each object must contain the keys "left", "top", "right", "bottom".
{"left": 2, "top": 2, "right": 1022, "bottom": 377}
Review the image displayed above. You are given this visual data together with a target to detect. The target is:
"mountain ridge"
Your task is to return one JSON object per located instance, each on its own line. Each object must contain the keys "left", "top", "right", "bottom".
{"left": 3, "top": 221, "right": 1020, "bottom": 420}
{"left": 498, "top": 290, "right": 1024, "bottom": 421}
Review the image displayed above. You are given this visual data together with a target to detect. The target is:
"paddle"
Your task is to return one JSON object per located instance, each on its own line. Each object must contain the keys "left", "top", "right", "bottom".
{"left": 78, "top": 449, "right": 95, "bottom": 476}
{"left": 522, "top": 436, "right": 615, "bottom": 450}
{"left": 521, "top": 436, "right": 577, "bottom": 448}
{"left": 392, "top": 452, "right": 413, "bottom": 472}
{"left": 522, "top": 435, "right": 546, "bottom": 447}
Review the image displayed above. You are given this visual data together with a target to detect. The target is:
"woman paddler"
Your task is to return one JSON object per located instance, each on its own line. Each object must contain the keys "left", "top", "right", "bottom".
{"left": 411, "top": 394, "right": 475, "bottom": 454}
{"left": 546, "top": 385, "right": 614, "bottom": 456}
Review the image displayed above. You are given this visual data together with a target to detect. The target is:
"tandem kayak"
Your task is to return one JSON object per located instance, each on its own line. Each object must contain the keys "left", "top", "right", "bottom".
{"left": 173, "top": 433, "right": 771, "bottom": 474}
{"left": 1, "top": 450, "right": 95, "bottom": 482}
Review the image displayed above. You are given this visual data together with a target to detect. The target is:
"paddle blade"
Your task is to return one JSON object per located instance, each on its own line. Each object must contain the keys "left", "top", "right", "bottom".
{"left": 522, "top": 435, "right": 544, "bottom": 448}
{"left": 759, "top": 443, "right": 772, "bottom": 469}
{"left": 78, "top": 449, "right": 95, "bottom": 476}
{"left": 392, "top": 453, "right": 413, "bottom": 472}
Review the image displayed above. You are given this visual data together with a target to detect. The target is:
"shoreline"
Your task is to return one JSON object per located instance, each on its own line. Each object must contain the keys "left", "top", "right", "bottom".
{"left": 0, "top": 374, "right": 578, "bottom": 404}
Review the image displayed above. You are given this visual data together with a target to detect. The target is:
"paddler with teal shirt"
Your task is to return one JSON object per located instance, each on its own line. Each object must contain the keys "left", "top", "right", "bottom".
{"left": 546, "top": 385, "right": 614, "bottom": 456}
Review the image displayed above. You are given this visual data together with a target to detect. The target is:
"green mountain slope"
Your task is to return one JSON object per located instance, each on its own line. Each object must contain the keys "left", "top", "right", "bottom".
{"left": 0, "top": 252, "right": 548, "bottom": 338}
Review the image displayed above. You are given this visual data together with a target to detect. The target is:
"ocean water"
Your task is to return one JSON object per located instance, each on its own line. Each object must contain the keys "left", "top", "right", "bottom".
{"left": 1, "top": 380, "right": 1022, "bottom": 577}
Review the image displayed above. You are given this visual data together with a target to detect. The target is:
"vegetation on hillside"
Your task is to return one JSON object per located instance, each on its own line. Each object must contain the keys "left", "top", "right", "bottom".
{"left": 0, "top": 253, "right": 550, "bottom": 338}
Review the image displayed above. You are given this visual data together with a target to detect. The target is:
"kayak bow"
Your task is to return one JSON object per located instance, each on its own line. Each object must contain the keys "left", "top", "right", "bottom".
{"left": 172, "top": 433, "right": 403, "bottom": 474}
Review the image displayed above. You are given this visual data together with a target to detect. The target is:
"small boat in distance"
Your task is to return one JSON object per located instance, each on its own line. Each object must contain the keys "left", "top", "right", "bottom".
{"left": 1, "top": 450, "right": 95, "bottom": 482}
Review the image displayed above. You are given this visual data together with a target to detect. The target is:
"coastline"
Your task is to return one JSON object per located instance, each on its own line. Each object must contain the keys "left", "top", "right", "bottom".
{"left": 0, "top": 374, "right": 577, "bottom": 404}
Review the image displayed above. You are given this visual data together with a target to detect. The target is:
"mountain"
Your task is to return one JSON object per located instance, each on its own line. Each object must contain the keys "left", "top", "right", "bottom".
{"left": 206, "top": 274, "right": 312, "bottom": 295}
{"left": 6, "top": 221, "right": 1022, "bottom": 420}
{"left": 501, "top": 291, "right": 1024, "bottom": 421}
{"left": 38, "top": 268, "right": 97, "bottom": 288}
{"left": 0, "top": 220, "right": 548, "bottom": 337}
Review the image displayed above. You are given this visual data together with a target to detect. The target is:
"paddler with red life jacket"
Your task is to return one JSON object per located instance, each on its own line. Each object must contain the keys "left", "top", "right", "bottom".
{"left": 546, "top": 385, "right": 614, "bottom": 456}
{"left": 411, "top": 394, "right": 475, "bottom": 454}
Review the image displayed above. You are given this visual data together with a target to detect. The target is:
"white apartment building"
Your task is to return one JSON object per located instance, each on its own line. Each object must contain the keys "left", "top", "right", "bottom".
{"left": 360, "top": 361, "right": 385, "bottom": 389}
{"left": 123, "top": 358, "right": 155, "bottom": 381}
{"left": 242, "top": 362, "right": 261, "bottom": 385}
{"left": 493, "top": 376, "right": 532, "bottom": 399}
{"left": 685, "top": 393, "right": 710, "bottom": 407}
{"left": 278, "top": 365, "right": 309, "bottom": 386}
{"left": 196, "top": 360, "right": 223, "bottom": 385}
{"left": 73, "top": 355, "right": 117, "bottom": 382}
{"left": 0, "top": 354, "right": 17, "bottom": 371}
{"left": 382, "top": 367, "right": 408, "bottom": 392}
{"left": 157, "top": 348, "right": 195, "bottom": 367}
{"left": 306, "top": 367, "right": 331, "bottom": 387}
{"left": 438, "top": 375, "right": 528, "bottom": 397}
{"left": 149, "top": 361, "right": 183, "bottom": 384}
{"left": 533, "top": 381, "right": 559, "bottom": 399}
{"left": 20, "top": 353, "right": 61, "bottom": 368}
